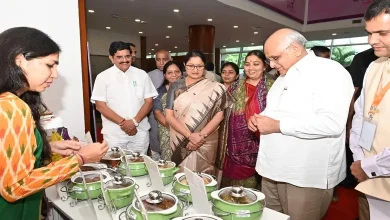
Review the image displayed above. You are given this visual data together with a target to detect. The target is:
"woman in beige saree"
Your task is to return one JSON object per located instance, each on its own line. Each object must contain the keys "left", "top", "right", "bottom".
{"left": 165, "top": 51, "right": 232, "bottom": 176}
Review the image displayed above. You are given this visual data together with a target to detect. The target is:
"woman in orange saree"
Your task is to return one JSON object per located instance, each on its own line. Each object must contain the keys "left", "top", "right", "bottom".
{"left": 165, "top": 51, "right": 233, "bottom": 176}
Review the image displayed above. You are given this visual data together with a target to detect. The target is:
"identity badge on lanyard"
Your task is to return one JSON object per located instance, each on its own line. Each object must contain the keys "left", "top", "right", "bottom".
{"left": 359, "top": 78, "right": 390, "bottom": 151}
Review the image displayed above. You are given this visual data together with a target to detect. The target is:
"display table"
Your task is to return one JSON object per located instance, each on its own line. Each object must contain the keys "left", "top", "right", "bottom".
{"left": 45, "top": 175, "right": 290, "bottom": 220}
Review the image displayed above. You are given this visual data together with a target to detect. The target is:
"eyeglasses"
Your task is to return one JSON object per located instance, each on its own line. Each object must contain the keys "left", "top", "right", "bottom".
{"left": 265, "top": 43, "right": 292, "bottom": 65}
{"left": 186, "top": 64, "right": 204, "bottom": 70}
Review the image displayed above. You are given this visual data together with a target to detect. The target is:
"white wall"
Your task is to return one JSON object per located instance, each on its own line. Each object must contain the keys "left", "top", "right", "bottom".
{"left": 87, "top": 29, "right": 140, "bottom": 56}
{"left": 0, "top": 0, "right": 85, "bottom": 139}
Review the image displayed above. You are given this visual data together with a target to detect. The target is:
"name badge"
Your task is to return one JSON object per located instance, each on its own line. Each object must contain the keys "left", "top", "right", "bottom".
{"left": 358, "top": 118, "right": 377, "bottom": 151}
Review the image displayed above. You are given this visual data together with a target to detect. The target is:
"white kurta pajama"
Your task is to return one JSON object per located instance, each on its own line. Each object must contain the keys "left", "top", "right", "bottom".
{"left": 91, "top": 65, "right": 158, "bottom": 153}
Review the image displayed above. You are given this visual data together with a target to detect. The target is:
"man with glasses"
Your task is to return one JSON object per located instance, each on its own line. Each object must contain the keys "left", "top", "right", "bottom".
{"left": 148, "top": 50, "right": 172, "bottom": 159}
{"left": 248, "top": 29, "right": 354, "bottom": 220}
{"left": 91, "top": 41, "right": 158, "bottom": 153}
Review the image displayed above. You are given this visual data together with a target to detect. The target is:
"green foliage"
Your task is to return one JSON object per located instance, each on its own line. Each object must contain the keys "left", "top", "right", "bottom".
{"left": 331, "top": 46, "right": 357, "bottom": 66}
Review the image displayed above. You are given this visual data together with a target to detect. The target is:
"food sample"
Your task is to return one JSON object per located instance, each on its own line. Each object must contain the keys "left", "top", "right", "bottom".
{"left": 219, "top": 193, "right": 254, "bottom": 204}
{"left": 74, "top": 174, "right": 101, "bottom": 183}
{"left": 106, "top": 181, "right": 132, "bottom": 189}
{"left": 180, "top": 176, "right": 211, "bottom": 185}
{"left": 128, "top": 156, "right": 144, "bottom": 163}
{"left": 158, "top": 162, "right": 173, "bottom": 169}
{"left": 80, "top": 166, "right": 97, "bottom": 172}
{"left": 106, "top": 152, "right": 121, "bottom": 159}
{"left": 141, "top": 198, "right": 175, "bottom": 211}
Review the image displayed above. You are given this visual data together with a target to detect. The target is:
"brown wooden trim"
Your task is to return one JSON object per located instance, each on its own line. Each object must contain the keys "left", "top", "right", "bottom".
{"left": 78, "top": 0, "right": 91, "bottom": 133}
{"left": 215, "top": 48, "right": 220, "bottom": 73}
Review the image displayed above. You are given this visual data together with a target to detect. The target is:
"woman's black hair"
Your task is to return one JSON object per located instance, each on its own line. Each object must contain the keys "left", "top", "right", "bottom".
{"left": 184, "top": 50, "right": 206, "bottom": 65}
{"left": 245, "top": 50, "right": 267, "bottom": 64}
{"left": 0, "top": 27, "right": 61, "bottom": 164}
{"left": 162, "top": 61, "right": 183, "bottom": 85}
{"left": 221, "top": 62, "right": 239, "bottom": 78}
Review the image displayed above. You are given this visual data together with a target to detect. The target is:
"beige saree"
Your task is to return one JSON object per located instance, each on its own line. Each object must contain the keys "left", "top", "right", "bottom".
{"left": 166, "top": 78, "right": 233, "bottom": 175}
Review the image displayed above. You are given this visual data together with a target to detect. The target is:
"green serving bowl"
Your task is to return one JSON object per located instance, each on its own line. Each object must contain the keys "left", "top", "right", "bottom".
{"left": 211, "top": 186, "right": 265, "bottom": 220}
{"left": 172, "top": 172, "right": 217, "bottom": 202}
{"left": 69, "top": 171, "right": 110, "bottom": 200}
{"left": 104, "top": 176, "right": 138, "bottom": 209}
{"left": 156, "top": 160, "right": 179, "bottom": 185}
{"left": 126, "top": 190, "right": 183, "bottom": 220}
{"left": 118, "top": 154, "right": 148, "bottom": 177}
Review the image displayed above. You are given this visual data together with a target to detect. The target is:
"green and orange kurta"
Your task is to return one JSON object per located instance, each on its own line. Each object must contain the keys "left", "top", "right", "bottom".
{"left": 0, "top": 92, "right": 79, "bottom": 220}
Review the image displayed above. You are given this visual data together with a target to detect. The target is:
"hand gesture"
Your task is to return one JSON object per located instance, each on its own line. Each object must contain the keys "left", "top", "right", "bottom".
{"left": 120, "top": 120, "right": 137, "bottom": 136}
{"left": 351, "top": 160, "right": 369, "bottom": 182}
{"left": 78, "top": 140, "right": 109, "bottom": 164}
{"left": 51, "top": 140, "right": 83, "bottom": 156}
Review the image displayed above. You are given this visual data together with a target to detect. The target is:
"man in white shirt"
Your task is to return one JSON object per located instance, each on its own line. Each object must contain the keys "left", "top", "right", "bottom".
{"left": 91, "top": 41, "right": 158, "bottom": 153}
{"left": 248, "top": 29, "right": 354, "bottom": 220}
{"left": 350, "top": 0, "right": 390, "bottom": 218}
{"left": 147, "top": 50, "right": 171, "bottom": 159}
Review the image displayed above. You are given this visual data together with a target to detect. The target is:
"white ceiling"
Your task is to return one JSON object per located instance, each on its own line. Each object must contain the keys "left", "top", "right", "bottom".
{"left": 85, "top": 0, "right": 368, "bottom": 53}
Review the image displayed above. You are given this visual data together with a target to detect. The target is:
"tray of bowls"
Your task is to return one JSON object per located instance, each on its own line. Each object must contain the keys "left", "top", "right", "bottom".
{"left": 60, "top": 163, "right": 138, "bottom": 210}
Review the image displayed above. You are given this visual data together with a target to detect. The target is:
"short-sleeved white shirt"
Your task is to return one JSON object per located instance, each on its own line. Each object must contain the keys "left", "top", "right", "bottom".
{"left": 91, "top": 65, "right": 158, "bottom": 137}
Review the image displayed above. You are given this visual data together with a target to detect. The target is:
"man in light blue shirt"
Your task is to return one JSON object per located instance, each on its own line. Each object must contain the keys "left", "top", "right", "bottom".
{"left": 148, "top": 50, "right": 171, "bottom": 159}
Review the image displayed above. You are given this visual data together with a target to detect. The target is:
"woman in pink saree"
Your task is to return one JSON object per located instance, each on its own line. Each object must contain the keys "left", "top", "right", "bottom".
{"left": 165, "top": 51, "right": 233, "bottom": 176}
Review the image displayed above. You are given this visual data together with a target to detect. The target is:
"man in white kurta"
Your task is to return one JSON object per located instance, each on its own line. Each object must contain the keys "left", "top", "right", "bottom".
{"left": 248, "top": 29, "right": 354, "bottom": 220}
{"left": 91, "top": 41, "right": 158, "bottom": 153}
{"left": 350, "top": 1, "right": 390, "bottom": 218}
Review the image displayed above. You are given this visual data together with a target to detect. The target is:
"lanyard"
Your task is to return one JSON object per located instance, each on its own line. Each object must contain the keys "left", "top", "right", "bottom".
{"left": 368, "top": 77, "right": 390, "bottom": 120}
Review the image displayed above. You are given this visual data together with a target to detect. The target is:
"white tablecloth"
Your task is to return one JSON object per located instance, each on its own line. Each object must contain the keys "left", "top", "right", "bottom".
{"left": 45, "top": 175, "right": 290, "bottom": 220}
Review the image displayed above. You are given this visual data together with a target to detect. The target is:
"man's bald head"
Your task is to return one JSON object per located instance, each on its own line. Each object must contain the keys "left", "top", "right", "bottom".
{"left": 155, "top": 50, "right": 172, "bottom": 71}
{"left": 264, "top": 28, "right": 308, "bottom": 76}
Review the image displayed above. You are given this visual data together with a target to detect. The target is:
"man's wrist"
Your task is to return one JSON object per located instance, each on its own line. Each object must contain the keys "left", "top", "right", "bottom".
{"left": 118, "top": 118, "right": 125, "bottom": 125}
{"left": 131, "top": 118, "right": 139, "bottom": 127}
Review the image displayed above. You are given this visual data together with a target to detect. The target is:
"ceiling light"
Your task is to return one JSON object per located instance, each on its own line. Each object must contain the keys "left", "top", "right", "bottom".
{"left": 236, "top": 40, "right": 239, "bottom": 42}
{"left": 135, "top": 19, "right": 140, "bottom": 22}
{"left": 223, "top": 45, "right": 226, "bottom": 48}
{"left": 207, "top": 18, "right": 213, "bottom": 22}
{"left": 139, "top": 31, "right": 143, "bottom": 34}
{"left": 88, "top": 10, "right": 95, "bottom": 13}
{"left": 174, "top": 46, "right": 178, "bottom": 48}
{"left": 166, "top": 36, "right": 170, "bottom": 38}
{"left": 254, "top": 32, "right": 258, "bottom": 34}
{"left": 149, "top": 52, "right": 151, "bottom": 54}
{"left": 155, "top": 44, "right": 159, "bottom": 46}
{"left": 106, "top": 27, "right": 111, "bottom": 29}
{"left": 332, "top": 33, "right": 337, "bottom": 36}
{"left": 167, "top": 25, "right": 172, "bottom": 28}
{"left": 173, "top": 9, "right": 179, "bottom": 12}
{"left": 169, "top": 50, "right": 172, "bottom": 52}
{"left": 251, "top": 43, "right": 255, "bottom": 45}
{"left": 233, "top": 26, "right": 238, "bottom": 28}
{"left": 151, "top": 49, "right": 154, "bottom": 51}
